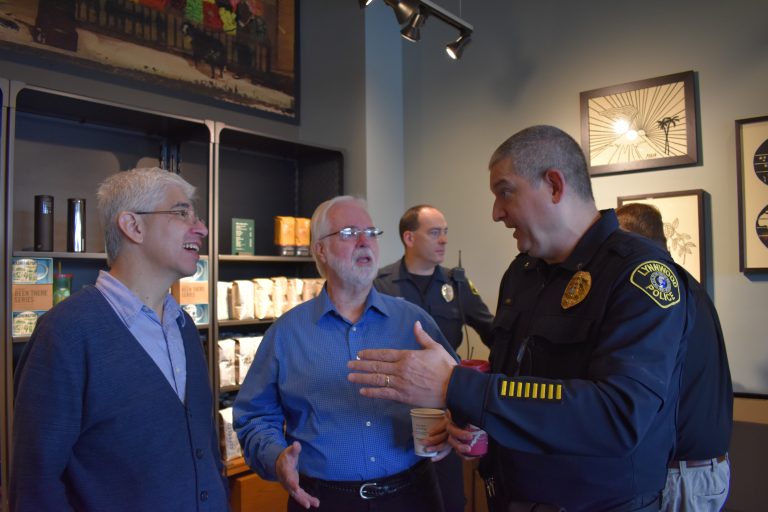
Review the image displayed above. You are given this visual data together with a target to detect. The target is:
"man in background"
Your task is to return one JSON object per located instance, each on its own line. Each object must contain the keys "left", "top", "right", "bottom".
{"left": 616, "top": 202, "right": 733, "bottom": 512}
{"left": 375, "top": 204, "right": 494, "bottom": 512}
{"left": 11, "top": 168, "right": 228, "bottom": 511}
{"left": 234, "top": 196, "right": 457, "bottom": 511}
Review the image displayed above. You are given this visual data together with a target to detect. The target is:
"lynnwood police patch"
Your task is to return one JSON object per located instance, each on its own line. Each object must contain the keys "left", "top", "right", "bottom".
{"left": 630, "top": 261, "right": 681, "bottom": 308}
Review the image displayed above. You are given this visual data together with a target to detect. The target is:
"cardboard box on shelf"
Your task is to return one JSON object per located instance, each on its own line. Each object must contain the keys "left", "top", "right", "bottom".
{"left": 12, "top": 257, "right": 54, "bottom": 314}
{"left": 274, "top": 216, "right": 296, "bottom": 256}
{"left": 171, "top": 258, "right": 209, "bottom": 325}
{"left": 12, "top": 310, "right": 46, "bottom": 337}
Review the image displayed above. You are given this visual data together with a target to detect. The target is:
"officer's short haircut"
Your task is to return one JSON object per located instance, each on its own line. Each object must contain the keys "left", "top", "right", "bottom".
{"left": 399, "top": 204, "right": 434, "bottom": 245}
{"left": 488, "top": 125, "right": 594, "bottom": 202}
{"left": 616, "top": 203, "right": 667, "bottom": 248}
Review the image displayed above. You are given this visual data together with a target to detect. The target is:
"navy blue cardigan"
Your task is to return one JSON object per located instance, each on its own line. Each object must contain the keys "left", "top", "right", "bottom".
{"left": 11, "top": 286, "right": 229, "bottom": 511}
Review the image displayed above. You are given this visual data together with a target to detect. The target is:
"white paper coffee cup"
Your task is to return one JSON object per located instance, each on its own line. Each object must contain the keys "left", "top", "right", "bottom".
{"left": 410, "top": 408, "right": 445, "bottom": 457}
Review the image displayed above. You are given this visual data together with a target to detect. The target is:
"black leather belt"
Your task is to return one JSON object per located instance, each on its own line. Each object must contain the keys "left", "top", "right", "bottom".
{"left": 300, "top": 458, "right": 429, "bottom": 500}
{"left": 669, "top": 454, "right": 727, "bottom": 469}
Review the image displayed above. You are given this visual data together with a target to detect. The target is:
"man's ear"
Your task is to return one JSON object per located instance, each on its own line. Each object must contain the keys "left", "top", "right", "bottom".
{"left": 402, "top": 231, "right": 415, "bottom": 248}
{"left": 312, "top": 240, "right": 326, "bottom": 264}
{"left": 543, "top": 168, "right": 566, "bottom": 204}
{"left": 117, "top": 211, "right": 144, "bottom": 244}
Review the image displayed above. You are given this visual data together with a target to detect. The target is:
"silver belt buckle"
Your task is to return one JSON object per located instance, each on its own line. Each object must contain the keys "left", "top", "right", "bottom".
{"left": 359, "top": 482, "right": 378, "bottom": 500}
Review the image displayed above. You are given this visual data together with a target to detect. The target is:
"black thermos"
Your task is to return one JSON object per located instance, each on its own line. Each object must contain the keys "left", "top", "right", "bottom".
{"left": 67, "top": 198, "right": 86, "bottom": 253}
{"left": 34, "top": 195, "right": 54, "bottom": 252}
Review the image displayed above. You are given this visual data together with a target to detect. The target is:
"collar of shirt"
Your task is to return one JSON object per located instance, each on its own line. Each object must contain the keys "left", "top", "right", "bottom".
{"left": 312, "top": 284, "right": 390, "bottom": 324}
{"left": 94, "top": 270, "right": 184, "bottom": 328}
{"left": 394, "top": 257, "right": 448, "bottom": 284}
{"left": 525, "top": 209, "right": 619, "bottom": 274}
{"left": 559, "top": 209, "right": 618, "bottom": 272}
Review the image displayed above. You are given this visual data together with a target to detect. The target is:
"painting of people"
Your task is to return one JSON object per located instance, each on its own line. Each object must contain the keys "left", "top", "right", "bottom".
{"left": 0, "top": 0, "right": 298, "bottom": 120}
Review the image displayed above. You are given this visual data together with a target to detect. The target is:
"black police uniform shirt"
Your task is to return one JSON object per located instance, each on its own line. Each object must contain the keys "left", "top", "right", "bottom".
{"left": 445, "top": 210, "right": 692, "bottom": 512}
{"left": 374, "top": 258, "right": 494, "bottom": 350}
{"left": 673, "top": 265, "right": 733, "bottom": 461}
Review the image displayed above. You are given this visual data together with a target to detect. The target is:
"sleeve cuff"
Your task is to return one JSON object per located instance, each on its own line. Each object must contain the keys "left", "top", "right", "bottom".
{"left": 446, "top": 366, "right": 490, "bottom": 428}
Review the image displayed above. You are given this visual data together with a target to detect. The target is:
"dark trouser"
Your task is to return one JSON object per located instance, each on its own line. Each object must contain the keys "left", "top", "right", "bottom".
{"left": 288, "top": 458, "right": 445, "bottom": 512}
{"left": 491, "top": 492, "right": 660, "bottom": 512}
{"left": 434, "top": 451, "right": 466, "bottom": 512}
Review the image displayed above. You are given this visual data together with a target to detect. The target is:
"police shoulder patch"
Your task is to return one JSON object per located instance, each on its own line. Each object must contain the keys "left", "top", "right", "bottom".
{"left": 468, "top": 279, "right": 480, "bottom": 296}
{"left": 630, "top": 260, "right": 681, "bottom": 308}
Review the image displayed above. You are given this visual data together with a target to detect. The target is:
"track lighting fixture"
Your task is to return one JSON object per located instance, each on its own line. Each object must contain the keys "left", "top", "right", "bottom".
{"left": 359, "top": 0, "right": 473, "bottom": 59}
{"left": 445, "top": 32, "right": 471, "bottom": 59}
{"left": 401, "top": 11, "right": 427, "bottom": 42}
{"left": 387, "top": 0, "right": 421, "bottom": 25}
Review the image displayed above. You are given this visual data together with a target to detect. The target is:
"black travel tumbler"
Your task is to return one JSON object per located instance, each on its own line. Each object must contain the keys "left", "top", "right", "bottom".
{"left": 34, "top": 195, "right": 54, "bottom": 252}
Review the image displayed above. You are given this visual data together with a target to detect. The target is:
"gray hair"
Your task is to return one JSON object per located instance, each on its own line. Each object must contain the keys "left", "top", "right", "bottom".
{"left": 489, "top": 125, "right": 594, "bottom": 201}
{"left": 310, "top": 195, "right": 369, "bottom": 278}
{"left": 97, "top": 167, "right": 196, "bottom": 265}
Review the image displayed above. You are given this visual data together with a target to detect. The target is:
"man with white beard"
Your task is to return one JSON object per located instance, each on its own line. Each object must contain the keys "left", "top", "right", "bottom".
{"left": 234, "top": 196, "right": 458, "bottom": 512}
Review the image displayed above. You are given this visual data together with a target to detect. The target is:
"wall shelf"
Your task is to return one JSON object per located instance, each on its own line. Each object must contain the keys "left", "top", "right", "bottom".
{"left": 2, "top": 80, "right": 342, "bottom": 506}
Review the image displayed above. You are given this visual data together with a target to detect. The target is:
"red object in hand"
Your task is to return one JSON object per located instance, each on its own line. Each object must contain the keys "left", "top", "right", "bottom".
{"left": 460, "top": 359, "right": 490, "bottom": 373}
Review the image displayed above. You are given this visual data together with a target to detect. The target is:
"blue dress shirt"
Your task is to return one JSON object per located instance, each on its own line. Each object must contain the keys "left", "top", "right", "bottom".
{"left": 234, "top": 286, "right": 457, "bottom": 481}
{"left": 95, "top": 271, "right": 187, "bottom": 402}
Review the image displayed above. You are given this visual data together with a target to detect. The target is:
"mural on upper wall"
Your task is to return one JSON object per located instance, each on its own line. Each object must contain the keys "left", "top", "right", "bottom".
{"left": 0, "top": 0, "right": 298, "bottom": 121}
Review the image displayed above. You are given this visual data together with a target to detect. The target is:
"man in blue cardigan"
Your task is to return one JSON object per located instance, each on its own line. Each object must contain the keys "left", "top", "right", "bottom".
{"left": 10, "top": 168, "right": 229, "bottom": 511}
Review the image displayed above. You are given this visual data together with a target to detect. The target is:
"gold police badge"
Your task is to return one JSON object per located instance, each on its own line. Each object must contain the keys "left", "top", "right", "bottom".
{"left": 441, "top": 283, "right": 455, "bottom": 302}
{"left": 561, "top": 271, "right": 591, "bottom": 309}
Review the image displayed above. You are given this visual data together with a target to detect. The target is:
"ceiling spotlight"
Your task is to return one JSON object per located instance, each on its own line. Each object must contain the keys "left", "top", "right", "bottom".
{"left": 358, "top": 0, "right": 373, "bottom": 7}
{"left": 446, "top": 33, "right": 471, "bottom": 60}
{"left": 401, "top": 12, "right": 427, "bottom": 42}
{"left": 385, "top": 0, "right": 421, "bottom": 25}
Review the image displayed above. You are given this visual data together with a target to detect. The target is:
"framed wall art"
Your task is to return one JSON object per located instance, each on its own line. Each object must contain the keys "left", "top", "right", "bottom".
{"left": 581, "top": 71, "right": 698, "bottom": 176}
{"left": 618, "top": 189, "right": 707, "bottom": 286}
{"left": 0, "top": 0, "right": 298, "bottom": 121}
{"left": 735, "top": 115, "right": 768, "bottom": 272}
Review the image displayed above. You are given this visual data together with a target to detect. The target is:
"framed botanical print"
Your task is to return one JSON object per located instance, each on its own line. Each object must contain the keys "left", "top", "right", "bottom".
{"left": 581, "top": 71, "right": 698, "bottom": 176}
{"left": 618, "top": 190, "right": 707, "bottom": 286}
{"left": 736, "top": 115, "right": 768, "bottom": 272}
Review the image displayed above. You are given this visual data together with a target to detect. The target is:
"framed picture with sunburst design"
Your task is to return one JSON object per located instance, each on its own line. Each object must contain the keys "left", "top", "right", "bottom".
{"left": 580, "top": 71, "right": 699, "bottom": 176}
{"left": 617, "top": 190, "right": 707, "bottom": 287}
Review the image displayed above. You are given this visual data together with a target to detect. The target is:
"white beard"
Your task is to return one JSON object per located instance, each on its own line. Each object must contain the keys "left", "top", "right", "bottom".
{"left": 326, "top": 247, "right": 378, "bottom": 288}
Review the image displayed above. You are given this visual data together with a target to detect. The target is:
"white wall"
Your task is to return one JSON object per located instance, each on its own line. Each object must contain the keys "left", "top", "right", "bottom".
{"left": 400, "top": 0, "right": 768, "bottom": 390}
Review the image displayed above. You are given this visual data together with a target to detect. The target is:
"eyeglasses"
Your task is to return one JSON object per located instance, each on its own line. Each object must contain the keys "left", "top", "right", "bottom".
{"left": 320, "top": 227, "right": 383, "bottom": 241}
{"left": 134, "top": 208, "right": 205, "bottom": 226}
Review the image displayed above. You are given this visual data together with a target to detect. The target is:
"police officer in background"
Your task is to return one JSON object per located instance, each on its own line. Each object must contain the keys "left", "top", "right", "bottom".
{"left": 375, "top": 204, "right": 494, "bottom": 512}
{"left": 375, "top": 205, "right": 494, "bottom": 352}
{"left": 616, "top": 202, "right": 733, "bottom": 512}
{"left": 349, "top": 125, "right": 692, "bottom": 512}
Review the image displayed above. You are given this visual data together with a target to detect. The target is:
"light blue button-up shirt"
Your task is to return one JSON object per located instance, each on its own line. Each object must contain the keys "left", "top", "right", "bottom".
{"left": 233, "top": 286, "right": 456, "bottom": 481}
{"left": 95, "top": 271, "right": 187, "bottom": 402}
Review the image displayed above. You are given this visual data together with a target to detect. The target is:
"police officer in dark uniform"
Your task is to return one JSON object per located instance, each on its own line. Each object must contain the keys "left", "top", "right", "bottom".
{"left": 374, "top": 204, "right": 494, "bottom": 512}
{"left": 616, "top": 203, "right": 732, "bottom": 512}
{"left": 375, "top": 205, "right": 494, "bottom": 351}
{"left": 348, "top": 125, "right": 692, "bottom": 512}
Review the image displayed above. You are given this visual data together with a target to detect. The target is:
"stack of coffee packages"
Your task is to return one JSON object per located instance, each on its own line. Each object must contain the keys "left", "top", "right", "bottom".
{"left": 274, "top": 216, "right": 311, "bottom": 256}
{"left": 171, "top": 258, "right": 209, "bottom": 325}
{"left": 11, "top": 257, "right": 54, "bottom": 337}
